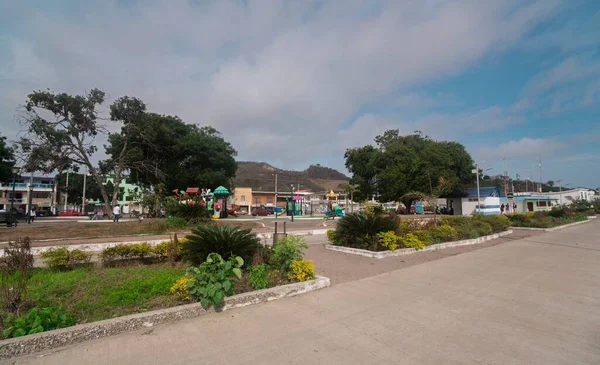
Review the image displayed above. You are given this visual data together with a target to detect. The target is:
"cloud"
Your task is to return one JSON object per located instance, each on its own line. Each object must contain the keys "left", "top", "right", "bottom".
{"left": 0, "top": 0, "right": 562, "bottom": 169}
{"left": 472, "top": 137, "right": 569, "bottom": 162}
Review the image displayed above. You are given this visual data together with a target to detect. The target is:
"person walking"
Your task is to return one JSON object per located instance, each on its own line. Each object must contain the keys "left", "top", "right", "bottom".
{"left": 29, "top": 207, "right": 36, "bottom": 223}
{"left": 113, "top": 205, "right": 120, "bottom": 223}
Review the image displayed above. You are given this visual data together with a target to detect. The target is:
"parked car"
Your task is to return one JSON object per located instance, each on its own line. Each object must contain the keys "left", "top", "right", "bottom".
{"left": 251, "top": 208, "right": 270, "bottom": 216}
{"left": 58, "top": 211, "right": 82, "bottom": 216}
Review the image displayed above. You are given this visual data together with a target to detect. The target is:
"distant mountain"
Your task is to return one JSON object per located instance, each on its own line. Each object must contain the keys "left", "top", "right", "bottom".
{"left": 234, "top": 162, "right": 349, "bottom": 192}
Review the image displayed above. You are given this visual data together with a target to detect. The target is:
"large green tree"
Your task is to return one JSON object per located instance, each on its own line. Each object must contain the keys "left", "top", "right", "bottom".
{"left": 345, "top": 131, "right": 474, "bottom": 209}
{"left": 0, "top": 133, "right": 15, "bottom": 183}
{"left": 105, "top": 113, "right": 237, "bottom": 192}
{"left": 16, "top": 89, "right": 153, "bottom": 214}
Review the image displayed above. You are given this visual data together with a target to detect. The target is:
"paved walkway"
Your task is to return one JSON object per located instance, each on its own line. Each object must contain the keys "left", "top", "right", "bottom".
{"left": 6, "top": 220, "right": 600, "bottom": 364}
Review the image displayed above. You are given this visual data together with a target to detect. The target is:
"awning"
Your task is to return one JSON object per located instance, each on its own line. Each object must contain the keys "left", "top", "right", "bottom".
{"left": 186, "top": 187, "right": 200, "bottom": 194}
{"left": 214, "top": 186, "right": 229, "bottom": 195}
{"left": 293, "top": 195, "right": 303, "bottom": 201}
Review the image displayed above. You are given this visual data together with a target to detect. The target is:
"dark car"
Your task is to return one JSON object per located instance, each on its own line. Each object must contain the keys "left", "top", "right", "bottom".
{"left": 251, "top": 208, "right": 270, "bottom": 216}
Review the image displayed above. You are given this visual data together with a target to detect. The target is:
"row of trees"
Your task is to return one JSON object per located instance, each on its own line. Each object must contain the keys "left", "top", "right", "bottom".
{"left": 344, "top": 130, "right": 475, "bottom": 209}
{"left": 13, "top": 89, "right": 237, "bottom": 213}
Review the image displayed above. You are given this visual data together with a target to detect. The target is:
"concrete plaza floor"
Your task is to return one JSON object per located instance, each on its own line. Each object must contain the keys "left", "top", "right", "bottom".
{"left": 5, "top": 220, "right": 600, "bottom": 364}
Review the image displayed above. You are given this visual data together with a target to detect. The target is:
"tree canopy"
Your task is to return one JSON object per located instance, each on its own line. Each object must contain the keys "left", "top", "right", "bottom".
{"left": 104, "top": 113, "right": 237, "bottom": 192}
{"left": 16, "top": 88, "right": 237, "bottom": 212}
{"left": 344, "top": 130, "right": 474, "bottom": 209}
{"left": 0, "top": 133, "right": 15, "bottom": 183}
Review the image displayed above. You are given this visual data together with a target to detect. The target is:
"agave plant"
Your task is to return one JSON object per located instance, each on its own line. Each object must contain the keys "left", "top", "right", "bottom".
{"left": 335, "top": 212, "right": 397, "bottom": 250}
{"left": 182, "top": 225, "right": 261, "bottom": 265}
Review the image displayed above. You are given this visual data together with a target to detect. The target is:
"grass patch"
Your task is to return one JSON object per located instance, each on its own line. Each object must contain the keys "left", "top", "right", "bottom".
{"left": 27, "top": 263, "right": 186, "bottom": 323}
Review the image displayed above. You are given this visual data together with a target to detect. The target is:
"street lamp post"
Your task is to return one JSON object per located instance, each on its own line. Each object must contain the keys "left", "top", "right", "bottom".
{"left": 10, "top": 167, "right": 19, "bottom": 217}
{"left": 273, "top": 173, "right": 278, "bottom": 218}
{"left": 473, "top": 164, "right": 481, "bottom": 215}
{"left": 290, "top": 184, "right": 295, "bottom": 222}
{"left": 27, "top": 171, "right": 33, "bottom": 224}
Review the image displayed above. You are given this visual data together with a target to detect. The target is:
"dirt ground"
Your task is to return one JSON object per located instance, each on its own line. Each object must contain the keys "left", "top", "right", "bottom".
{"left": 0, "top": 217, "right": 336, "bottom": 245}
{"left": 0, "top": 219, "right": 262, "bottom": 244}
{"left": 305, "top": 230, "right": 536, "bottom": 285}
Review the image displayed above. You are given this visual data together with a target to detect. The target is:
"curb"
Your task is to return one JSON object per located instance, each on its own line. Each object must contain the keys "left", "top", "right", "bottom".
{"left": 0, "top": 276, "right": 330, "bottom": 360}
{"left": 324, "top": 230, "right": 513, "bottom": 259}
{"left": 1, "top": 229, "right": 329, "bottom": 256}
{"left": 510, "top": 217, "right": 593, "bottom": 232}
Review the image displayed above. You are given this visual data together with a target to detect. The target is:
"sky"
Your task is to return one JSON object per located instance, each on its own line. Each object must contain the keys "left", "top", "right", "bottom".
{"left": 0, "top": 0, "right": 599, "bottom": 188}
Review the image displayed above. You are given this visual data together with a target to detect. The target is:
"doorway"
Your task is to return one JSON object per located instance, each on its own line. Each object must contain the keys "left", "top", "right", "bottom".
{"left": 527, "top": 202, "right": 534, "bottom": 212}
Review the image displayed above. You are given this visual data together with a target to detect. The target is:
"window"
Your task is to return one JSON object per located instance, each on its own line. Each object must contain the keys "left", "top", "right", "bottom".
{"left": 241, "top": 195, "right": 246, "bottom": 203}
{"left": 539, "top": 201, "right": 547, "bottom": 207}
{"left": 266, "top": 197, "right": 273, "bottom": 204}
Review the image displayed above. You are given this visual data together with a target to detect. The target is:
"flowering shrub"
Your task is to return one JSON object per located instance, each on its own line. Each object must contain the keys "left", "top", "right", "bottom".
{"left": 376, "top": 231, "right": 399, "bottom": 251}
{"left": 400, "top": 233, "right": 424, "bottom": 250}
{"left": 170, "top": 276, "right": 194, "bottom": 301}
{"left": 288, "top": 260, "right": 315, "bottom": 282}
{"left": 427, "top": 224, "right": 458, "bottom": 242}
{"left": 100, "top": 242, "right": 152, "bottom": 262}
{"left": 153, "top": 238, "right": 187, "bottom": 261}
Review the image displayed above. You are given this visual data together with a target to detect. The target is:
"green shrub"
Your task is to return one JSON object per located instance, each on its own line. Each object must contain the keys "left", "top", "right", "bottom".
{"left": 548, "top": 207, "right": 566, "bottom": 218}
{"left": 248, "top": 264, "right": 269, "bottom": 289}
{"left": 472, "top": 215, "right": 510, "bottom": 233}
{"left": 400, "top": 233, "right": 424, "bottom": 250}
{"left": 376, "top": 231, "right": 399, "bottom": 251}
{"left": 336, "top": 212, "right": 397, "bottom": 249}
{"left": 471, "top": 220, "right": 493, "bottom": 236}
{"left": 183, "top": 225, "right": 261, "bottom": 266}
{"left": 272, "top": 235, "right": 309, "bottom": 273}
{"left": 39, "top": 247, "right": 93, "bottom": 270}
{"left": 2, "top": 304, "right": 74, "bottom": 339}
{"left": 100, "top": 242, "right": 152, "bottom": 262}
{"left": 456, "top": 225, "right": 479, "bottom": 239}
{"left": 153, "top": 238, "right": 187, "bottom": 261}
{"left": 326, "top": 230, "right": 340, "bottom": 244}
{"left": 165, "top": 217, "right": 190, "bottom": 228}
{"left": 165, "top": 199, "right": 210, "bottom": 224}
{"left": 412, "top": 230, "right": 434, "bottom": 246}
{"left": 398, "top": 219, "right": 422, "bottom": 235}
{"left": 427, "top": 224, "right": 458, "bottom": 242}
{"left": 185, "top": 253, "right": 243, "bottom": 308}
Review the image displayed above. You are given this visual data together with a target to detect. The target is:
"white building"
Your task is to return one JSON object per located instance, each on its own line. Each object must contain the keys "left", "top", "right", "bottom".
{"left": 446, "top": 187, "right": 502, "bottom": 216}
{"left": 0, "top": 175, "right": 56, "bottom": 213}
{"left": 536, "top": 188, "right": 597, "bottom": 205}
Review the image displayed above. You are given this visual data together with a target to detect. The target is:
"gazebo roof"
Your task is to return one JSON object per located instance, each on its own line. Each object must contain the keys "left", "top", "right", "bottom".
{"left": 213, "top": 186, "right": 229, "bottom": 195}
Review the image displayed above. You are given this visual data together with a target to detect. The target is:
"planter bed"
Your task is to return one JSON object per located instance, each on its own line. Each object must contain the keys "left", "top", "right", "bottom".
{"left": 0, "top": 275, "right": 330, "bottom": 359}
{"left": 511, "top": 217, "right": 593, "bottom": 232}
{"left": 325, "top": 230, "right": 513, "bottom": 259}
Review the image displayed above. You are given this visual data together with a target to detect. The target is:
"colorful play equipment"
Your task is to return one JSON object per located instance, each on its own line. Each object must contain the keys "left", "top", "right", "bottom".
{"left": 212, "top": 185, "right": 230, "bottom": 219}
{"left": 212, "top": 202, "right": 222, "bottom": 219}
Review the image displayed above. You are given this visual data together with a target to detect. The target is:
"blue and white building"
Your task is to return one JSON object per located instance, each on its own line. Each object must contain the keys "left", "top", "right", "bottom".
{"left": 446, "top": 187, "right": 502, "bottom": 216}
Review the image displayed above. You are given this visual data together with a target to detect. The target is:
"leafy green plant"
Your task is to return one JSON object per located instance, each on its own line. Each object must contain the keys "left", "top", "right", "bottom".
{"left": 336, "top": 212, "right": 397, "bottom": 250}
{"left": 185, "top": 253, "right": 244, "bottom": 309}
{"left": 39, "top": 247, "right": 93, "bottom": 270}
{"left": 153, "top": 238, "right": 187, "bottom": 261}
{"left": 272, "top": 235, "right": 309, "bottom": 272}
{"left": 472, "top": 215, "right": 510, "bottom": 233}
{"left": 400, "top": 233, "right": 424, "bottom": 250}
{"left": 183, "top": 225, "right": 261, "bottom": 266}
{"left": 412, "top": 230, "right": 434, "bottom": 246}
{"left": 165, "top": 198, "right": 210, "bottom": 224}
{"left": 2, "top": 304, "right": 74, "bottom": 339}
{"left": 427, "top": 224, "right": 458, "bottom": 242}
{"left": 165, "top": 217, "right": 190, "bottom": 228}
{"left": 248, "top": 264, "right": 269, "bottom": 289}
{"left": 326, "top": 230, "right": 340, "bottom": 245}
{"left": 100, "top": 242, "right": 153, "bottom": 263}
{"left": 288, "top": 260, "right": 315, "bottom": 282}
{"left": 376, "top": 231, "right": 399, "bottom": 251}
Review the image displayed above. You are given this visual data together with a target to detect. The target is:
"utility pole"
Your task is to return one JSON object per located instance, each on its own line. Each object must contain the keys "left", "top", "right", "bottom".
{"left": 274, "top": 173, "right": 278, "bottom": 218}
{"left": 538, "top": 156, "right": 543, "bottom": 193}
{"left": 503, "top": 154, "right": 509, "bottom": 196}
{"left": 473, "top": 163, "right": 481, "bottom": 215}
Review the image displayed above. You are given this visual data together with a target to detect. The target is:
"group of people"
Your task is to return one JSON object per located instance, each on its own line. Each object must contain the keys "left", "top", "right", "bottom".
{"left": 500, "top": 202, "right": 517, "bottom": 215}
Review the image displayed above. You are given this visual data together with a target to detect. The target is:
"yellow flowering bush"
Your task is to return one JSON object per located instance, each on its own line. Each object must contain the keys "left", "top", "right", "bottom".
{"left": 400, "top": 233, "right": 424, "bottom": 250}
{"left": 376, "top": 231, "right": 399, "bottom": 251}
{"left": 170, "top": 276, "right": 194, "bottom": 301}
{"left": 288, "top": 259, "right": 315, "bottom": 282}
{"left": 153, "top": 238, "right": 187, "bottom": 260}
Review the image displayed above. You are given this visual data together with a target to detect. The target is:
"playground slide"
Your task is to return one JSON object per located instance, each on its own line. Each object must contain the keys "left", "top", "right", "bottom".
{"left": 227, "top": 204, "right": 240, "bottom": 217}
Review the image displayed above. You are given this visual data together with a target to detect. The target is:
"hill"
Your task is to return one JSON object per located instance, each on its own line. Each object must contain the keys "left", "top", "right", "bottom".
{"left": 234, "top": 162, "right": 349, "bottom": 192}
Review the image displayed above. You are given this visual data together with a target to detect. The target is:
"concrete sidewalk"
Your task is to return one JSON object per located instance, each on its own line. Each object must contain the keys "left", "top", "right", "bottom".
{"left": 6, "top": 220, "right": 600, "bottom": 364}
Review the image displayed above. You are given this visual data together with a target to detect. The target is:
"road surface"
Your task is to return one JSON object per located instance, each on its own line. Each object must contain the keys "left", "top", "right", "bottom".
{"left": 5, "top": 220, "right": 600, "bottom": 364}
